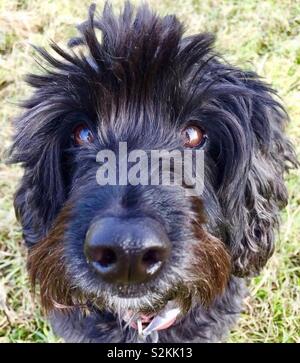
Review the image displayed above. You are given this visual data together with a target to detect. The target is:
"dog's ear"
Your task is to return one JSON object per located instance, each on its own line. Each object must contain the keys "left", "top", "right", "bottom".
{"left": 217, "top": 71, "right": 298, "bottom": 277}
{"left": 10, "top": 108, "right": 68, "bottom": 246}
{"left": 180, "top": 35, "right": 298, "bottom": 275}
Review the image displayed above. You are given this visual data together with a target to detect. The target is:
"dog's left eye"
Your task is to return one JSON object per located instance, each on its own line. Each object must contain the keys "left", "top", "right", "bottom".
{"left": 73, "top": 124, "right": 94, "bottom": 145}
{"left": 181, "top": 125, "right": 206, "bottom": 148}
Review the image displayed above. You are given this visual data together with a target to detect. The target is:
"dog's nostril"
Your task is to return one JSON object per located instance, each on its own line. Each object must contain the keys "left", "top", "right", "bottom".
{"left": 142, "top": 248, "right": 164, "bottom": 271}
{"left": 96, "top": 247, "right": 117, "bottom": 268}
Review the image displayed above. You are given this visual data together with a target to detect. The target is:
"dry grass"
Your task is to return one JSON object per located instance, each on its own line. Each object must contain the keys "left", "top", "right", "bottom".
{"left": 0, "top": 0, "right": 299, "bottom": 343}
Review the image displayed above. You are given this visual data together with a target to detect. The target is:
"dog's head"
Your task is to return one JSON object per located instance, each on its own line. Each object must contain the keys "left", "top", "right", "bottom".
{"left": 10, "top": 2, "right": 297, "bottom": 333}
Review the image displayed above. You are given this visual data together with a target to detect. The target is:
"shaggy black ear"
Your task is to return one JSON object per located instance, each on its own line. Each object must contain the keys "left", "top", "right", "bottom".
{"left": 186, "top": 47, "right": 298, "bottom": 275}
{"left": 9, "top": 107, "right": 69, "bottom": 246}
{"left": 221, "top": 71, "right": 298, "bottom": 277}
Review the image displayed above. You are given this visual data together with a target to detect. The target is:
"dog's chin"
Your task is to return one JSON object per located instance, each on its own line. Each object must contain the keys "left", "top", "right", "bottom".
{"left": 122, "top": 299, "right": 183, "bottom": 333}
{"left": 102, "top": 295, "right": 183, "bottom": 333}
{"left": 97, "top": 286, "right": 191, "bottom": 334}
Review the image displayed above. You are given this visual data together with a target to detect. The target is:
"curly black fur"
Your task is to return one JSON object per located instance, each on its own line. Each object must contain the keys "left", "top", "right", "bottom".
{"left": 10, "top": 2, "right": 297, "bottom": 342}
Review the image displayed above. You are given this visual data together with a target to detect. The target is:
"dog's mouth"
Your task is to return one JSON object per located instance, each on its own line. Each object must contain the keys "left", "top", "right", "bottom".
{"left": 122, "top": 300, "right": 181, "bottom": 337}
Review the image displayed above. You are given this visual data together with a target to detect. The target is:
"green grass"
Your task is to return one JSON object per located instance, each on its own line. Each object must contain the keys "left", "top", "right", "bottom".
{"left": 0, "top": 0, "right": 299, "bottom": 343}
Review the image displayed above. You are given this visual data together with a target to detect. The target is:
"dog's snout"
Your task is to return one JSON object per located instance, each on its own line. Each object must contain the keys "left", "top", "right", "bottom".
{"left": 84, "top": 217, "right": 171, "bottom": 285}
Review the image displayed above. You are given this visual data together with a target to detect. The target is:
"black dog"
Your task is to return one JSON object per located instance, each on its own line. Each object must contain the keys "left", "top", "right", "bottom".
{"left": 10, "top": 2, "right": 297, "bottom": 342}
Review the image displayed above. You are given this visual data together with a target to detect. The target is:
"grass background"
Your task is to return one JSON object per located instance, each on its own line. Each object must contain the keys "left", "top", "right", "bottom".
{"left": 0, "top": 0, "right": 299, "bottom": 343}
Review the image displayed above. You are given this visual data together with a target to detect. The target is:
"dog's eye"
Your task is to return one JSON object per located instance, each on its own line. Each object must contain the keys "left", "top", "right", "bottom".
{"left": 181, "top": 126, "right": 205, "bottom": 148}
{"left": 73, "top": 124, "right": 94, "bottom": 145}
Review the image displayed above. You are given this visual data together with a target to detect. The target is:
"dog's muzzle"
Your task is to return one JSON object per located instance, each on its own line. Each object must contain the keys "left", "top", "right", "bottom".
{"left": 84, "top": 216, "right": 179, "bottom": 338}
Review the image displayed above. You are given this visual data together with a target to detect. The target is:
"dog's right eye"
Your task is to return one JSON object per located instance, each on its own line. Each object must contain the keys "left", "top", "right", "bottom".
{"left": 181, "top": 125, "right": 206, "bottom": 148}
{"left": 73, "top": 124, "right": 94, "bottom": 146}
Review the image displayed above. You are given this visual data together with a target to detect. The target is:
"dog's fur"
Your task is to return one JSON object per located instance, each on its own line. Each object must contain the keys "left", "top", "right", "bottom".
{"left": 10, "top": 2, "right": 297, "bottom": 342}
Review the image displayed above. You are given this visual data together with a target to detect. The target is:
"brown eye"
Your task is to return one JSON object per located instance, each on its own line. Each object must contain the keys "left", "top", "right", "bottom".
{"left": 73, "top": 124, "right": 94, "bottom": 145}
{"left": 181, "top": 125, "right": 205, "bottom": 148}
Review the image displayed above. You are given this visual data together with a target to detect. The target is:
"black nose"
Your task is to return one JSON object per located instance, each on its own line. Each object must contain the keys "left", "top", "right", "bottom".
{"left": 84, "top": 217, "right": 171, "bottom": 285}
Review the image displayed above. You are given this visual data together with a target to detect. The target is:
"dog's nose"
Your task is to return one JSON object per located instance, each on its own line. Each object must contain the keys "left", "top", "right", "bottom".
{"left": 84, "top": 217, "right": 171, "bottom": 285}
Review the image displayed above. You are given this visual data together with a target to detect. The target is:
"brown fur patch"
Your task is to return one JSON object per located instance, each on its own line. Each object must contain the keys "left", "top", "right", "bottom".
{"left": 187, "top": 197, "right": 231, "bottom": 306}
{"left": 189, "top": 225, "right": 231, "bottom": 305}
{"left": 27, "top": 204, "right": 76, "bottom": 312}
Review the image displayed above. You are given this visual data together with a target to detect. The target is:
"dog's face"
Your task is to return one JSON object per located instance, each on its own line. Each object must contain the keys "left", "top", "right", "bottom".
{"left": 11, "top": 3, "right": 296, "bottom": 334}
